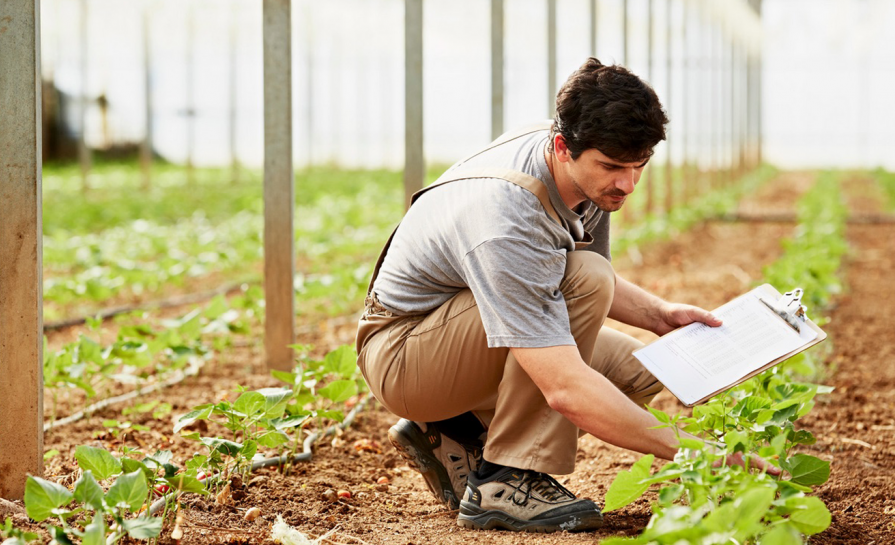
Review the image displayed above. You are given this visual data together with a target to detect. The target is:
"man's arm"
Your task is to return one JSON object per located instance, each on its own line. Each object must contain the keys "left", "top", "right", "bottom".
{"left": 511, "top": 345, "right": 780, "bottom": 473}
{"left": 609, "top": 275, "right": 722, "bottom": 335}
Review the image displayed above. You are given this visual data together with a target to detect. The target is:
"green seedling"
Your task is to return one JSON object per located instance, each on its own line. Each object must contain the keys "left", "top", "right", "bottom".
{"left": 602, "top": 172, "right": 844, "bottom": 545}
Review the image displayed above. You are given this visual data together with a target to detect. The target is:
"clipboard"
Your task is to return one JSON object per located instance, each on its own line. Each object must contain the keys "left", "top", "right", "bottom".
{"left": 633, "top": 284, "right": 827, "bottom": 407}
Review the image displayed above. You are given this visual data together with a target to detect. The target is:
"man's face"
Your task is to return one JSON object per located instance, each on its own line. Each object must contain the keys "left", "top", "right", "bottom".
{"left": 553, "top": 135, "right": 648, "bottom": 212}
{"left": 566, "top": 148, "right": 648, "bottom": 212}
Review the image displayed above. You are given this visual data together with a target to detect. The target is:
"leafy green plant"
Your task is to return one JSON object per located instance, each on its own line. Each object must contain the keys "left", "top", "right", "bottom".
{"left": 173, "top": 345, "right": 362, "bottom": 479}
{"left": 19, "top": 445, "right": 193, "bottom": 544}
{"left": 601, "top": 171, "right": 846, "bottom": 544}
{"left": 1, "top": 517, "right": 39, "bottom": 545}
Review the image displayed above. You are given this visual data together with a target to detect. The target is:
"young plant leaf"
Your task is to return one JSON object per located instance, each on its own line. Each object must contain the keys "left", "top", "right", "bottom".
{"left": 162, "top": 475, "right": 208, "bottom": 495}
{"left": 74, "top": 445, "right": 122, "bottom": 481}
{"left": 787, "top": 496, "right": 832, "bottom": 535}
{"left": 24, "top": 476, "right": 73, "bottom": 522}
{"left": 323, "top": 345, "right": 357, "bottom": 378}
{"left": 602, "top": 455, "right": 655, "bottom": 512}
{"left": 105, "top": 470, "right": 149, "bottom": 513}
{"left": 122, "top": 516, "right": 164, "bottom": 539}
{"left": 72, "top": 471, "right": 105, "bottom": 512}
{"left": 782, "top": 453, "right": 830, "bottom": 486}
{"left": 233, "top": 391, "right": 266, "bottom": 417}
{"left": 173, "top": 405, "right": 214, "bottom": 433}
{"left": 318, "top": 379, "right": 358, "bottom": 403}
{"left": 81, "top": 517, "right": 105, "bottom": 545}
{"left": 759, "top": 522, "right": 803, "bottom": 545}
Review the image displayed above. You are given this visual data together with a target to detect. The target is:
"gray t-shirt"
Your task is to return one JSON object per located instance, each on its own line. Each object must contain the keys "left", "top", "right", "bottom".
{"left": 372, "top": 128, "right": 612, "bottom": 348}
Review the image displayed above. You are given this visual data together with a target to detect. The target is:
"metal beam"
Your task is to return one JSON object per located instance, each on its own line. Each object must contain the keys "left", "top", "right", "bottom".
{"left": 263, "top": 0, "right": 295, "bottom": 370}
{"left": 547, "top": 0, "right": 557, "bottom": 116}
{"left": 491, "top": 0, "right": 504, "bottom": 140}
{"left": 404, "top": 0, "right": 423, "bottom": 209}
{"left": 0, "top": 0, "right": 44, "bottom": 501}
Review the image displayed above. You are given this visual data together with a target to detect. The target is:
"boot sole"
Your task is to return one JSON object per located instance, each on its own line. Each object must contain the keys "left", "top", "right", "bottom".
{"left": 388, "top": 420, "right": 460, "bottom": 509}
{"left": 457, "top": 501, "right": 604, "bottom": 533}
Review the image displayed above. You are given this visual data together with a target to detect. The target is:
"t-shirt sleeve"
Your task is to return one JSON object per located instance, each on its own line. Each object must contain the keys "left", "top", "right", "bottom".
{"left": 462, "top": 237, "right": 576, "bottom": 348}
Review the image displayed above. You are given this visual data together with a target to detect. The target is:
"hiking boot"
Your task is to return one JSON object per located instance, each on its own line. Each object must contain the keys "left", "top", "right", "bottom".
{"left": 457, "top": 467, "right": 603, "bottom": 533}
{"left": 388, "top": 419, "right": 482, "bottom": 510}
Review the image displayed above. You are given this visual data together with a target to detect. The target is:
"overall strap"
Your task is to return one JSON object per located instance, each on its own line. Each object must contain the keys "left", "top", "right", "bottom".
{"left": 366, "top": 123, "right": 576, "bottom": 296}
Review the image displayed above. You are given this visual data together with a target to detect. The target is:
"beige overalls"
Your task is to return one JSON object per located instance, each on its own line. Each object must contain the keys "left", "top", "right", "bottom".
{"left": 355, "top": 126, "right": 662, "bottom": 475}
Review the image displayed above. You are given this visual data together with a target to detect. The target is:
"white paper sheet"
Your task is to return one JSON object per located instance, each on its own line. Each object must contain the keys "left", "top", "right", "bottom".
{"left": 633, "top": 288, "right": 818, "bottom": 406}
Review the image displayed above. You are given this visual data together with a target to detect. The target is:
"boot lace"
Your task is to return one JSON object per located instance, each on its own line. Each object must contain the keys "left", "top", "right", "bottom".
{"left": 508, "top": 471, "right": 576, "bottom": 506}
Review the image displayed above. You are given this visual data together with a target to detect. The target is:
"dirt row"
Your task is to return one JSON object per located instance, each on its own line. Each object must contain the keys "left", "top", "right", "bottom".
{"left": 10, "top": 171, "right": 894, "bottom": 544}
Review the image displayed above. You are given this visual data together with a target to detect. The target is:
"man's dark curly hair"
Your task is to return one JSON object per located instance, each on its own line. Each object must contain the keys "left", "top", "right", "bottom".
{"left": 548, "top": 57, "right": 668, "bottom": 163}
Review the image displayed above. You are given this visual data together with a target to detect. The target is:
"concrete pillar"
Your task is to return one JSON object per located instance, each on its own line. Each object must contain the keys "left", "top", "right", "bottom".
{"left": 263, "top": 0, "right": 295, "bottom": 371}
{"left": 491, "top": 0, "right": 504, "bottom": 141}
{"left": 404, "top": 0, "right": 423, "bottom": 209}
{"left": 0, "top": 0, "right": 44, "bottom": 500}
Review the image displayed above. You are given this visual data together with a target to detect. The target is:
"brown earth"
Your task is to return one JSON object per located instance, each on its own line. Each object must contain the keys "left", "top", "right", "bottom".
{"left": 8, "top": 171, "right": 895, "bottom": 544}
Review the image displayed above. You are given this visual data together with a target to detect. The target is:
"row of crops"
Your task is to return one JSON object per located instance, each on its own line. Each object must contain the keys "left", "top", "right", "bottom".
{"left": 2, "top": 164, "right": 869, "bottom": 543}
{"left": 602, "top": 171, "right": 848, "bottom": 544}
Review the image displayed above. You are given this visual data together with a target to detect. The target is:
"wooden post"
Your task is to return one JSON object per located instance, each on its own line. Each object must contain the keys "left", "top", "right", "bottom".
{"left": 547, "top": 0, "right": 557, "bottom": 117}
{"left": 622, "top": 0, "right": 628, "bottom": 66}
{"left": 664, "top": 0, "right": 673, "bottom": 214}
{"left": 0, "top": 0, "right": 44, "bottom": 501}
{"left": 229, "top": 3, "right": 239, "bottom": 183}
{"left": 185, "top": 3, "right": 195, "bottom": 185}
{"left": 78, "top": 0, "right": 91, "bottom": 191}
{"left": 490, "top": 0, "right": 504, "bottom": 141}
{"left": 263, "top": 0, "right": 295, "bottom": 371}
{"left": 644, "top": 0, "right": 654, "bottom": 216}
{"left": 589, "top": 0, "right": 597, "bottom": 55}
{"left": 404, "top": 0, "right": 423, "bottom": 209}
{"left": 140, "top": 5, "right": 152, "bottom": 190}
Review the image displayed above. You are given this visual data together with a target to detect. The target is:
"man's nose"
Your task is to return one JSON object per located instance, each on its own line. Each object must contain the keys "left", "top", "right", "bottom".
{"left": 616, "top": 170, "right": 636, "bottom": 194}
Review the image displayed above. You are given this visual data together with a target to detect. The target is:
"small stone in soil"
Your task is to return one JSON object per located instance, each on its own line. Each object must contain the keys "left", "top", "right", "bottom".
{"left": 322, "top": 489, "right": 338, "bottom": 502}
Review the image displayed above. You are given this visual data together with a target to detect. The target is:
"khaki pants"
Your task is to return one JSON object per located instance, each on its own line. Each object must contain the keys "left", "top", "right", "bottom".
{"left": 356, "top": 251, "right": 662, "bottom": 475}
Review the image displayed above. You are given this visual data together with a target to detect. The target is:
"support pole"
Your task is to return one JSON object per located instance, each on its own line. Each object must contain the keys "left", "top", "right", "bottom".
{"left": 490, "top": 0, "right": 504, "bottom": 141}
{"left": 589, "top": 0, "right": 597, "bottom": 56}
{"left": 229, "top": 4, "right": 239, "bottom": 183}
{"left": 263, "top": 0, "right": 295, "bottom": 371}
{"left": 644, "top": 0, "right": 654, "bottom": 216}
{"left": 622, "top": 0, "right": 628, "bottom": 66}
{"left": 404, "top": 0, "right": 423, "bottom": 209}
{"left": 78, "top": 0, "right": 91, "bottom": 191}
{"left": 547, "top": 0, "right": 557, "bottom": 116}
{"left": 664, "top": 0, "right": 673, "bottom": 214}
{"left": 0, "top": 0, "right": 44, "bottom": 501}
{"left": 185, "top": 3, "right": 195, "bottom": 185}
{"left": 140, "top": 5, "right": 152, "bottom": 190}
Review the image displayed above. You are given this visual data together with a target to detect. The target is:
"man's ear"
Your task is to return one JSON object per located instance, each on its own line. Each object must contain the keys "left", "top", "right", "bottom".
{"left": 553, "top": 134, "right": 572, "bottom": 163}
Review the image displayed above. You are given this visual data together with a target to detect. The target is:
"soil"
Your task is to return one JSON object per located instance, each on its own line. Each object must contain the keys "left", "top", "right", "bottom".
{"left": 9, "top": 171, "right": 895, "bottom": 544}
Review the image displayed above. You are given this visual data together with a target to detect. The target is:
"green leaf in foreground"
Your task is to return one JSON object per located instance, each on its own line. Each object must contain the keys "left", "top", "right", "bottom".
{"left": 24, "top": 476, "right": 73, "bottom": 522}
{"left": 74, "top": 445, "right": 122, "bottom": 481}
{"left": 81, "top": 518, "right": 105, "bottom": 545}
{"left": 122, "top": 516, "right": 164, "bottom": 539}
{"left": 787, "top": 496, "right": 832, "bottom": 535}
{"left": 163, "top": 475, "right": 209, "bottom": 495}
{"left": 782, "top": 453, "right": 830, "bottom": 486}
{"left": 105, "top": 471, "right": 149, "bottom": 512}
{"left": 73, "top": 471, "right": 105, "bottom": 512}
{"left": 759, "top": 523, "right": 803, "bottom": 545}
{"left": 318, "top": 379, "right": 358, "bottom": 403}
{"left": 602, "top": 454, "right": 655, "bottom": 512}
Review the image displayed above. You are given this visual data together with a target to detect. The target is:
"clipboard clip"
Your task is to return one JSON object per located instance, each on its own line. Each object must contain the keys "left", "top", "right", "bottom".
{"left": 759, "top": 288, "right": 808, "bottom": 333}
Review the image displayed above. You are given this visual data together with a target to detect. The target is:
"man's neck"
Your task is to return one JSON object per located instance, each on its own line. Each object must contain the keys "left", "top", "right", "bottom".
{"left": 544, "top": 146, "right": 586, "bottom": 210}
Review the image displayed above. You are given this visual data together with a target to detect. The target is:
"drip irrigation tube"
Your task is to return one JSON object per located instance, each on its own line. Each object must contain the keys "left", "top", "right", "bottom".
{"left": 147, "top": 393, "right": 374, "bottom": 516}
{"left": 44, "top": 358, "right": 206, "bottom": 432}
{"left": 44, "top": 281, "right": 251, "bottom": 331}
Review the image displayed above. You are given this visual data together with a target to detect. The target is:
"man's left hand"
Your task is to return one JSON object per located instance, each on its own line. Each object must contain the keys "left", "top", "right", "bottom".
{"left": 653, "top": 303, "right": 722, "bottom": 336}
